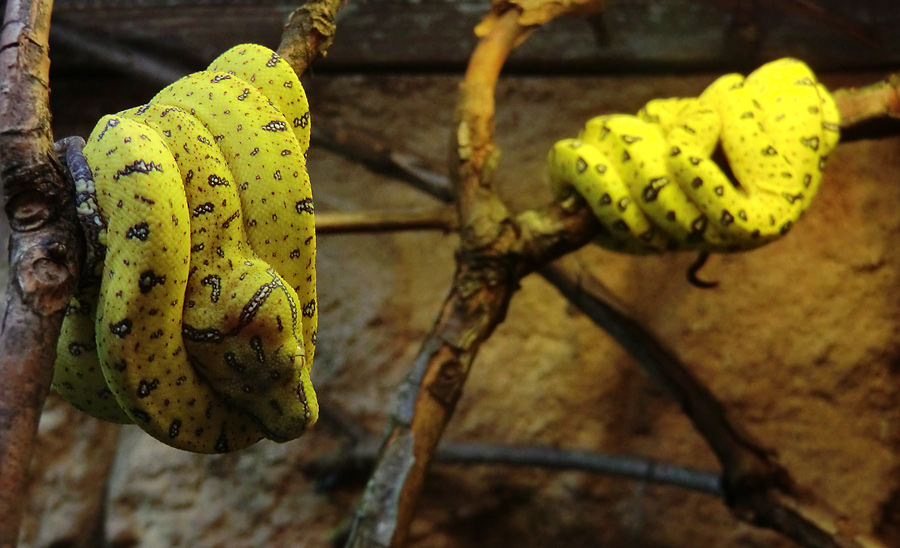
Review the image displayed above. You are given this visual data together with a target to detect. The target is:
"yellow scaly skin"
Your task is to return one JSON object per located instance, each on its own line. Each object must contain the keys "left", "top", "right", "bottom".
{"left": 51, "top": 45, "right": 317, "bottom": 453}
{"left": 547, "top": 58, "right": 840, "bottom": 254}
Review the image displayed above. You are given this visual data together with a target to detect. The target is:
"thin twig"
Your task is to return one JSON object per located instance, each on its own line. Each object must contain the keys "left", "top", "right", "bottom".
{"left": 316, "top": 208, "right": 457, "bottom": 234}
{"left": 308, "top": 442, "right": 723, "bottom": 497}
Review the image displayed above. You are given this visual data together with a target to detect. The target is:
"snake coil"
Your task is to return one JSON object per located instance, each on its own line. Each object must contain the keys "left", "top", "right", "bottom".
{"left": 547, "top": 58, "right": 840, "bottom": 255}
{"left": 52, "top": 44, "right": 317, "bottom": 453}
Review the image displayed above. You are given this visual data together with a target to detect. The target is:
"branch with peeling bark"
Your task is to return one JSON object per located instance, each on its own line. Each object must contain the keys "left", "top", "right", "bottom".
{"left": 0, "top": 0, "right": 83, "bottom": 546}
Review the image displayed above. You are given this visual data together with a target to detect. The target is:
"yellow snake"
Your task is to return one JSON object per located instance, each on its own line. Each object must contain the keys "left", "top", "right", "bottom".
{"left": 547, "top": 58, "right": 840, "bottom": 255}
{"left": 52, "top": 44, "right": 318, "bottom": 453}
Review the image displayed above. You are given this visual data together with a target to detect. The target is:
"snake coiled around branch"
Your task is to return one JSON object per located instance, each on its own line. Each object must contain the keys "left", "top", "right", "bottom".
{"left": 52, "top": 44, "right": 317, "bottom": 453}
{"left": 547, "top": 58, "right": 840, "bottom": 255}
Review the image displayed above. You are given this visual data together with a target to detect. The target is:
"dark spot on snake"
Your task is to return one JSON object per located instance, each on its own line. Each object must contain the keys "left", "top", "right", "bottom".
{"left": 274, "top": 170, "right": 282, "bottom": 180}
{"left": 208, "top": 174, "right": 228, "bottom": 186}
{"left": 714, "top": 185, "right": 724, "bottom": 196}
{"left": 250, "top": 336, "right": 265, "bottom": 363}
{"left": 613, "top": 220, "right": 629, "bottom": 232}
{"left": 738, "top": 210, "right": 748, "bottom": 221}
{"left": 67, "top": 341, "right": 95, "bottom": 356}
{"left": 224, "top": 352, "right": 247, "bottom": 373}
{"left": 780, "top": 221, "right": 793, "bottom": 235}
{"left": 641, "top": 177, "right": 669, "bottom": 202}
{"left": 149, "top": 329, "right": 163, "bottom": 340}
{"left": 691, "top": 216, "right": 707, "bottom": 233}
{"left": 621, "top": 150, "right": 631, "bottom": 162}
{"left": 130, "top": 408, "right": 151, "bottom": 423}
{"left": 96, "top": 117, "right": 120, "bottom": 140}
{"left": 290, "top": 248, "right": 301, "bottom": 259}
{"left": 169, "top": 419, "right": 181, "bottom": 438}
{"left": 109, "top": 319, "right": 132, "bottom": 338}
{"left": 190, "top": 243, "right": 205, "bottom": 253}
{"left": 599, "top": 193, "right": 612, "bottom": 206}
{"left": 222, "top": 209, "right": 241, "bottom": 229}
{"left": 295, "top": 198, "right": 314, "bottom": 214}
{"left": 115, "top": 159, "right": 163, "bottom": 181}
{"left": 303, "top": 299, "right": 316, "bottom": 318}
{"left": 617, "top": 197, "right": 630, "bottom": 212}
{"left": 192, "top": 202, "right": 215, "bottom": 217}
{"left": 575, "top": 157, "right": 587, "bottom": 173}
{"left": 670, "top": 146, "right": 681, "bottom": 157}
{"left": 681, "top": 125, "right": 696, "bottom": 134}
{"left": 137, "top": 379, "right": 159, "bottom": 398}
{"left": 138, "top": 270, "right": 166, "bottom": 294}
{"left": 691, "top": 177, "right": 703, "bottom": 189}
{"left": 762, "top": 146, "right": 778, "bottom": 156}
{"left": 666, "top": 211, "right": 676, "bottom": 221}
{"left": 202, "top": 275, "right": 222, "bottom": 303}
{"left": 621, "top": 134, "right": 642, "bottom": 144}
{"left": 262, "top": 120, "right": 287, "bottom": 132}
{"left": 720, "top": 210, "right": 735, "bottom": 226}
{"left": 176, "top": 375, "right": 187, "bottom": 386}
{"left": 125, "top": 221, "right": 150, "bottom": 241}
{"left": 740, "top": 111, "right": 754, "bottom": 119}
{"left": 689, "top": 157, "right": 702, "bottom": 166}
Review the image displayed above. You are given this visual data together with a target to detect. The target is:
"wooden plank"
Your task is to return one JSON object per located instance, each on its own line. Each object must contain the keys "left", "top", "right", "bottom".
{"left": 49, "top": 0, "right": 899, "bottom": 73}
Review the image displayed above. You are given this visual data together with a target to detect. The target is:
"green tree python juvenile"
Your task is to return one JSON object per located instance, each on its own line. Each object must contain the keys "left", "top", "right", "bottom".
{"left": 547, "top": 58, "right": 840, "bottom": 268}
{"left": 52, "top": 44, "right": 317, "bottom": 453}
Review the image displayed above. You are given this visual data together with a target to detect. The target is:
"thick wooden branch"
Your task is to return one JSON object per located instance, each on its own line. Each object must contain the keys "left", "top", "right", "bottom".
{"left": 0, "top": 1, "right": 84, "bottom": 547}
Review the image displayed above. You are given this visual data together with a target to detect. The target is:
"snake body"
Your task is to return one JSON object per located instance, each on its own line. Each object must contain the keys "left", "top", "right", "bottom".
{"left": 52, "top": 45, "right": 317, "bottom": 453}
{"left": 547, "top": 58, "right": 840, "bottom": 253}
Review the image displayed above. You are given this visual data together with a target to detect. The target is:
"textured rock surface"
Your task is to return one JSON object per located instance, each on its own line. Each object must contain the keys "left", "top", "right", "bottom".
{"left": 16, "top": 71, "right": 900, "bottom": 547}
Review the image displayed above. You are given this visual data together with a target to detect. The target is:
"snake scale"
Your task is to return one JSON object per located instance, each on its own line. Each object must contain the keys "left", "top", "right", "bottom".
{"left": 547, "top": 58, "right": 840, "bottom": 255}
{"left": 52, "top": 44, "right": 318, "bottom": 453}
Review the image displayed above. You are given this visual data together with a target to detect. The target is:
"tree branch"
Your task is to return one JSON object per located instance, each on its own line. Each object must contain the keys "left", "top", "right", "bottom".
{"left": 308, "top": 441, "right": 723, "bottom": 497}
{"left": 0, "top": 0, "right": 84, "bottom": 546}
{"left": 316, "top": 208, "right": 457, "bottom": 235}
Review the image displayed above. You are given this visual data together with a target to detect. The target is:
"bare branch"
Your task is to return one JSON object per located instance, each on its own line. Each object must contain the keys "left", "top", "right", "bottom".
{"left": 309, "top": 441, "right": 723, "bottom": 496}
{"left": 0, "top": 0, "right": 84, "bottom": 546}
{"left": 277, "top": 0, "right": 345, "bottom": 76}
{"left": 316, "top": 208, "right": 457, "bottom": 235}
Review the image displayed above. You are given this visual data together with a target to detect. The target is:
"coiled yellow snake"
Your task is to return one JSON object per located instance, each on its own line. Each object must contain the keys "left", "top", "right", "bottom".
{"left": 52, "top": 44, "right": 317, "bottom": 453}
{"left": 547, "top": 58, "right": 839, "bottom": 266}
